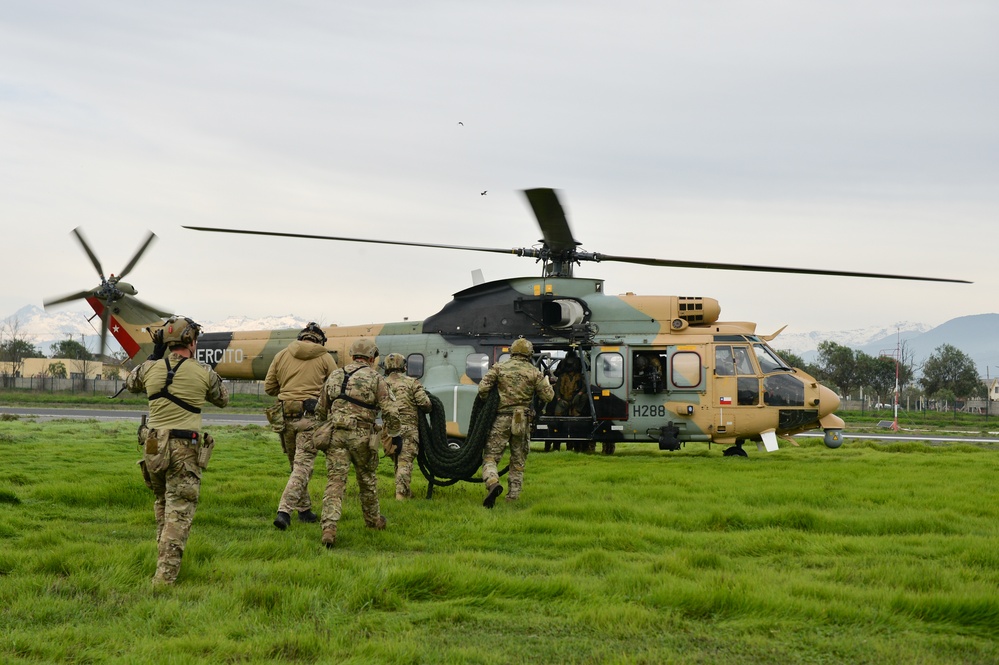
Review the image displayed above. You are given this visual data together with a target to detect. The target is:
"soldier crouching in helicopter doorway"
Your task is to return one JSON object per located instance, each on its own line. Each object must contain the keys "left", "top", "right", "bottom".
{"left": 478, "top": 337, "right": 554, "bottom": 507}
{"left": 126, "top": 316, "right": 229, "bottom": 585}
{"left": 266, "top": 323, "right": 337, "bottom": 530}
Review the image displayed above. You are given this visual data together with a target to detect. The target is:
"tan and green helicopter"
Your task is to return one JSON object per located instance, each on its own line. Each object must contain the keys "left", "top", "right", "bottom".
{"left": 45, "top": 189, "right": 968, "bottom": 457}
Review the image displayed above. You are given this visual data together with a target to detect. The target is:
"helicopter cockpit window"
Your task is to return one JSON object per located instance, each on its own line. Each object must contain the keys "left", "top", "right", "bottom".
{"left": 734, "top": 346, "right": 755, "bottom": 376}
{"left": 715, "top": 346, "right": 735, "bottom": 376}
{"left": 737, "top": 377, "right": 760, "bottom": 405}
{"left": 465, "top": 353, "right": 489, "bottom": 383}
{"left": 753, "top": 344, "right": 791, "bottom": 373}
{"left": 670, "top": 351, "right": 702, "bottom": 389}
{"left": 763, "top": 373, "right": 805, "bottom": 406}
{"left": 595, "top": 352, "right": 623, "bottom": 389}
{"left": 405, "top": 354, "right": 424, "bottom": 379}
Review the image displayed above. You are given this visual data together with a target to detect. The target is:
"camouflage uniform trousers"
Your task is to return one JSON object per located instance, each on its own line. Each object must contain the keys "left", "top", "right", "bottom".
{"left": 321, "top": 427, "right": 383, "bottom": 531}
{"left": 277, "top": 417, "right": 316, "bottom": 513}
{"left": 393, "top": 424, "right": 420, "bottom": 499}
{"left": 141, "top": 438, "right": 201, "bottom": 585}
{"left": 482, "top": 413, "right": 530, "bottom": 499}
{"left": 277, "top": 423, "right": 320, "bottom": 515}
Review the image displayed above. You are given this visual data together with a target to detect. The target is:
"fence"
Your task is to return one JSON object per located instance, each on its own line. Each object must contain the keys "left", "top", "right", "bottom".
{"left": 0, "top": 374, "right": 267, "bottom": 396}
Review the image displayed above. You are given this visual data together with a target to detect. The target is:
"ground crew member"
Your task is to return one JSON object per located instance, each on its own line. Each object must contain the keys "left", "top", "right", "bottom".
{"left": 310, "top": 338, "right": 400, "bottom": 548}
{"left": 266, "top": 323, "right": 337, "bottom": 529}
{"left": 381, "top": 353, "right": 432, "bottom": 500}
{"left": 126, "top": 316, "right": 229, "bottom": 585}
{"left": 478, "top": 337, "right": 554, "bottom": 507}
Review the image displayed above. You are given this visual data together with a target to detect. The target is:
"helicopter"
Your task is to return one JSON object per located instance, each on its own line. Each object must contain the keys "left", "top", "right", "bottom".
{"left": 45, "top": 188, "right": 969, "bottom": 457}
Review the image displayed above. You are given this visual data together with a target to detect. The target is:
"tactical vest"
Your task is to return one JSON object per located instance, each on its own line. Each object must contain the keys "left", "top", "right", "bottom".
{"left": 148, "top": 357, "right": 202, "bottom": 414}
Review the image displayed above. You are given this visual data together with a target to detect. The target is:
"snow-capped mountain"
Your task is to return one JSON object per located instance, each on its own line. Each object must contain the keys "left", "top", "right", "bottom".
{"left": 770, "top": 321, "right": 933, "bottom": 356}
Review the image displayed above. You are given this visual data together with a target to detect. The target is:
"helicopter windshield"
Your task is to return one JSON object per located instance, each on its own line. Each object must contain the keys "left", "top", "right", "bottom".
{"left": 753, "top": 344, "right": 792, "bottom": 373}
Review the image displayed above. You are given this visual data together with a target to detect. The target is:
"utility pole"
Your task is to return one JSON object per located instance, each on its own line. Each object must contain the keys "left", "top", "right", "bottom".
{"left": 880, "top": 329, "right": 901, "bottom": 431}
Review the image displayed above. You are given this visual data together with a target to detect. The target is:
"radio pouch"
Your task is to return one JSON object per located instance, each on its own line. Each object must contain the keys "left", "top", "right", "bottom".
{"left": 511, "top": 407, "right": 528, "bottom": 437}
{"left": 264, "top": 402, "right": 285, "bottom": 432}
{"left": 144, "top": 428, "right": 171, "bottom": 474}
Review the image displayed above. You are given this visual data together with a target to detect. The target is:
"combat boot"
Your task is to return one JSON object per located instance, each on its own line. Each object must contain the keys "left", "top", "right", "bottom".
{"left": 298, "top": 509, "right": 318, "bottom": 523}
{"left": 366, "top": 515, "right": 387, "bottom": 530}
{"left": 483, "top": 483, "right": 503, "bottom": 508}
{"left": 321, "top": 526, "right": 337, "bottom": 549}
{"left": 273, "top": 511, "right": 291, "bottom": 530}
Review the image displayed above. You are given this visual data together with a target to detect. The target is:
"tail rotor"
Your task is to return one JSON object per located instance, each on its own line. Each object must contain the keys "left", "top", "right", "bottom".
{"left": 43, "top": 228, "right": 164, "bottom": 358}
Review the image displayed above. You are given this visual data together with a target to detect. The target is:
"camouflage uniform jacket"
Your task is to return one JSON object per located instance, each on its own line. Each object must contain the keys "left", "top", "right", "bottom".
{"left": 478, "top": 355, "right": 554, "bottom": 413}
{"left": 384, "top": 372, "right": 432, "bottom": 431}
{"left": 264, "top": 340, "right": 337, "bottom": 402}
{"left": 316, "top": 361, "right": 401, "bottom": 437}
{"left": 127, "top": 351, "right": 230, "bottom": 431}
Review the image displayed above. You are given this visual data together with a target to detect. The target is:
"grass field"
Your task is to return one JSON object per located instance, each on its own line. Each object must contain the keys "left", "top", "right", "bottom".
{"left": 1, "top": 418, "right": 998, "bottom": 664}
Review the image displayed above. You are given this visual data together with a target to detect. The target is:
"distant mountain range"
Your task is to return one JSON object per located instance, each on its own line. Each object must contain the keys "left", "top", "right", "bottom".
{"left": 5, "top": 304, "right": 998, "bottom": 376}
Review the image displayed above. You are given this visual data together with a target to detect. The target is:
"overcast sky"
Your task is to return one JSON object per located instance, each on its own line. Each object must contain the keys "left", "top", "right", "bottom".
{"left": 2, "top": 1, "right": 996, "bottom": 339}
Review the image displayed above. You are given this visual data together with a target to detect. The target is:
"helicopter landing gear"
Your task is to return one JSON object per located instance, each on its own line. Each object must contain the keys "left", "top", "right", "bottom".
{"left": 543, "top": 441, "right": 563, "bottom": 452}
{"left": 601, "top": 442, "right": 616, "bottom": 455}
{"left": 723, "top": 443, "right": 748, "bottom": 457}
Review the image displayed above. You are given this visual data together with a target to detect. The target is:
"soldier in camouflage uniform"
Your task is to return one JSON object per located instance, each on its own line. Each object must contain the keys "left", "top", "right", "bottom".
{"left": 310, "top": 338, "right": 401, "bottom": 548}
{"left": 126, "top": 316, "right": 229, "bottom": 585}
{"left": 381, "top": 353, "right": 432, "bottom": 500}
{"left": 267, "top": 323, "right": 337, "bottom": 529}
{"left": 478, "top": 337, "right": 554, "bottom": 507}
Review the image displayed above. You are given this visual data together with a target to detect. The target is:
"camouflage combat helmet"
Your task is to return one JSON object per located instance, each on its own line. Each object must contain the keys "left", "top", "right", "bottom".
{"left": 298, "top": 322, "right": 327, "bottom": 345}
{"left": 384, "top": 353, "right": 406, "bottom": 372}
{"left": 349, "top": 337, "right": 379, "bottom": 360}
{"left": 160, "top": 316, "right": 201, "bottom": 347}
{"left": 510, "top": 338, "right": 533, "bottom": 357}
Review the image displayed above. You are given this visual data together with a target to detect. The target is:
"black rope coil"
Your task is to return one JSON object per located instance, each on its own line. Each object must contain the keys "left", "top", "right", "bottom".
{"left": 416, "top": 388, "right": 507, "bottom": 489}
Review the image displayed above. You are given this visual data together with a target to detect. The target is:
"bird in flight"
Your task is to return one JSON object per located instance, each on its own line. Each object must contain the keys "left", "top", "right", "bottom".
{"left": 480, "top": 190, "right": 487, "bottom": 196}
{"left": 458, "top": 121, "right": 463, "bottom": 126}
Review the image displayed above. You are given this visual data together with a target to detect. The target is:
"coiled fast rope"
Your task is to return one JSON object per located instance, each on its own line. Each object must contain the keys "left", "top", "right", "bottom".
{"left": 416, "top": 388, "right": 508, "bottom": 497}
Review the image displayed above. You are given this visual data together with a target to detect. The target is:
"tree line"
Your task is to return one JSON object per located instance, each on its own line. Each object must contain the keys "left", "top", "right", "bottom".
{"left": 776, "top": 341, "right": 985, "bottom": 411}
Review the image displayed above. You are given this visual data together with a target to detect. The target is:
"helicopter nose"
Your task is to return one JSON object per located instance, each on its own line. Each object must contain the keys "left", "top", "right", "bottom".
{"left": 816, "top": 384, "right": 841, "bottom": 417}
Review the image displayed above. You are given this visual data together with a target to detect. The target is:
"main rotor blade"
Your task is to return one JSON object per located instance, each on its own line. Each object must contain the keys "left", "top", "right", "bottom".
{"left": 182, "top": 226, "right": 523, "bottom": 257}
{"left": 591, "top": 253, "right": 972, "bottom": 284}
{"left": 524, "top": 188, "right": 578, "bottom": 253}
{"left": 118, "top": 231, "right": 157, "bottom": 279}
{"left": 43, "top": 290, "right": 94, "bottom": 308}
{"left": 72, "top": 227, "right": 104, "bottom": 278}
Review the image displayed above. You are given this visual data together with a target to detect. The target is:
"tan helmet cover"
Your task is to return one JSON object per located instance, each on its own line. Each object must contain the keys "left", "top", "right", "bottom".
{"left": 349, "top": 337, "right": 379, "bottom": 360}
{"left": 384, "top": 353, "right": 406, "bottom": 371}
{"left": 510, "top": 337, "right": 533, "bottom": 357}
{"left": 161, "top": 316, "right": 201, "bottom": 346}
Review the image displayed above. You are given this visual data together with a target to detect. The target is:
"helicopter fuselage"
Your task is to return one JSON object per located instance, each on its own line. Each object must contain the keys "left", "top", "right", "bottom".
{"left": 171, "top": 275, "right": 844, "bottom": 453}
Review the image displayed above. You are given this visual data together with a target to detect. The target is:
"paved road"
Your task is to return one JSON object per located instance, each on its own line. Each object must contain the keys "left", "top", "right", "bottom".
{"left": 0, "top": 406, "right": 267, "bottom": 426}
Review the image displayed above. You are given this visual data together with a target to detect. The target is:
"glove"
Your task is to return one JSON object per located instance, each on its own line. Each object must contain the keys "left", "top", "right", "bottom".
{"left": 146, "top": 334, "right": 167, "bottom": 361}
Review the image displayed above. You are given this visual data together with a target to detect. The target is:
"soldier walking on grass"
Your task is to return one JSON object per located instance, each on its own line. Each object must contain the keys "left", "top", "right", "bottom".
{"left": 380, "top": 353, "right": 432, "bottom": 500}
{"left": 126, "top": 316, "right": 229, "bottom": 585}
{"left": 267, "top": 323, "right": 337, "bottom": 530}
{"left": 308, "top": 338, "right": 401, "bottom": 548}
{"left": 478, "top": 337, "right": 554, "bottom": 507}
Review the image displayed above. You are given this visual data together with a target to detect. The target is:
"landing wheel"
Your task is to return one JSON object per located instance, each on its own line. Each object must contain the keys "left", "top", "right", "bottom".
{"left": 601, "top": 442, "right": 616, "bottom": 455}
{"left": 723, "top": 445, "right": 748, "bottom": 457}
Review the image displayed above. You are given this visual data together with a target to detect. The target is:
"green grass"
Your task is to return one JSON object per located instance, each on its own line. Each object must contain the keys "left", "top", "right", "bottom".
{"left": 1, "top": 420, "right": 998, "bottom": 663}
